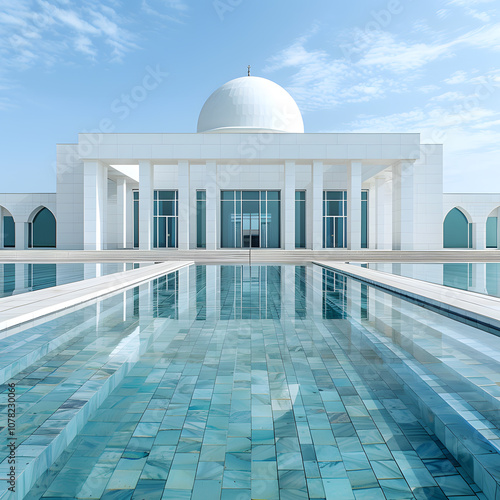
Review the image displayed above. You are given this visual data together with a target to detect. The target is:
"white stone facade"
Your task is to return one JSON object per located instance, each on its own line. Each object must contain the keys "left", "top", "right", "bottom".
{"left": 0, "top": 76, "right": 497, "bottom": 251}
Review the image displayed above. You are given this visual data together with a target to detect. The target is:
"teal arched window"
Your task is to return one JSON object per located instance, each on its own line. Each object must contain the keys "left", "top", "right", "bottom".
{"left": 443, "top": 208, "right": 471, "bottom": 248}
{"left": 31, "top": 208, "right": 56, "bottom": 248}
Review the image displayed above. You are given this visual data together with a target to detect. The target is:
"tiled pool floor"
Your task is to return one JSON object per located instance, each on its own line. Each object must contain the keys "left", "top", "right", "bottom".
{"left": 4, "top": 265, "right": 498, "bottom": 499}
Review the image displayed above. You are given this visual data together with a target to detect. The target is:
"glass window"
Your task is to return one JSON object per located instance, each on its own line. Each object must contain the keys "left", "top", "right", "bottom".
{"left": 361, "top": 191, "right": 368, "bottom": 249}
{"left": 334, "top": 217, "right": 345, "bottom": 248}
{"left": 197, "top": 190, "right": 206, "bottom": 249}
{"left": 266, "top": 198, "right": 280, "bottom": 249}
{"left": 3, "top": 216, "right": 15, "bottom": 248}
{"left": 153, "top": 190, "right": 178, "bottom": 248}
{"left": 242, "top": 191, "right": 259, "bottom": 200}
{"left": 159, "top": 201, "right": 176, "bottom": 216}
{"left": 221, "top": 191, "right": 281, "bottom": 249}
{"left": 487, "top": 216, "right": 498, "bottom": 249}
{"left": 295, "top": 190, "right": 306, "bottom": 248}
{"left": 159, "top": 191, "right": 176, "bottom": 200}
{"left": 323, "top": 191, "right": 347, "bottom": 248}
{"left": 443, "top": 208, "right": 470, "bottom": 249}
{"left": 326, "top": 191, "right": 343, "bottom": 201}
{"left": 32, "top": 208, "right": 56, "bottom": 248}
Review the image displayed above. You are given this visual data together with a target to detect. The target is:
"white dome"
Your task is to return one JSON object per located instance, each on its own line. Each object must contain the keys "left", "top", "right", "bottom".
{"left": 197, "top": 76, "right": 304, "bottom": 133}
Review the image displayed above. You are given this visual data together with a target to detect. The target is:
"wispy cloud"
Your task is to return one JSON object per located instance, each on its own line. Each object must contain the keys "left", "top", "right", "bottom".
{"left": 264, "top": 31, "right": 411, "bottom": 111}
{"left": 0, "top": 0, "right": 140, "bottom": 71}
{"left": 265, "top": 16, "right": 500, "bottom": 113}
{"left": 447, "top": 0, "right": 495, "bottom": 23}
{"left": 264, "top": 10, "right": 500, "bottom": 191}
{"left": 0, "top": 0, "right": 190, "bottom": 72}
{"left": 141, "top": 0, "right": 189, "bottom": 23}
{"left": 343, "top": 84, "right": 500, "bottom": 191}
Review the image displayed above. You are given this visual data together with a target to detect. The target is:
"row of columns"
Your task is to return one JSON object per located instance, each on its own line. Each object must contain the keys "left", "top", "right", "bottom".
{"left": 84, "top": 159, "right": 415, "bottom": 251}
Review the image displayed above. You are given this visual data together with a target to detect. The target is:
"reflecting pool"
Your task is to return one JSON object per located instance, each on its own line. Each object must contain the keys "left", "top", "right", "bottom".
{"left": 366, "top": 262, "right": 500, "bottom": 298}
{"left": 0, "top": 263, "right": 149, "bottom": 298}
{"left": 2, "top": 265, "right": 497, "bottom": 499}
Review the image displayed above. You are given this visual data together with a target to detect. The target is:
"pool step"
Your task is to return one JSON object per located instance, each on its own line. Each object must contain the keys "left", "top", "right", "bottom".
{"left": 0, "top": 298, "right": 129, "bottom": 387}
{"left": 347, "top": 313, "right": 500, "bottom": 498}
{"left": 0, "top": 315, "right": 170, "bottom": 500}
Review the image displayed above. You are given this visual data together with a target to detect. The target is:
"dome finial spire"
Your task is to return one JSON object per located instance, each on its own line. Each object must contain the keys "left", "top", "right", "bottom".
{"left": 247, "top": 65, "right": 251, "bottom": 77}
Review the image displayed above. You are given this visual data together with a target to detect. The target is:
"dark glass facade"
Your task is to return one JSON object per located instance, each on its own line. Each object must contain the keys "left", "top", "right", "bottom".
{"left": 154, "top": 190, "right": 178, "bottom": 248}
{"left": 221, "top": 191, "right": 280, "bottom": 248}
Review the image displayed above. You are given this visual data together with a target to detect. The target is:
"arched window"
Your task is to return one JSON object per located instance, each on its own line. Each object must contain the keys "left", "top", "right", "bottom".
{"left": 30, "top": 208, "right": 56, "bottom": 248}
{"left": 443, "top": 208, "right": 471, "bottom": 248}
{"left": 487, "top": 208, "right": 499, "bottom": 249}
{"left": 1, "top": 206, "right": 15, "bottom": 248}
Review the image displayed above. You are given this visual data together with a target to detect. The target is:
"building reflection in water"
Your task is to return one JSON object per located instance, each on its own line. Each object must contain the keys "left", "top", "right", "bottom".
{"left": 295, "top": 266, "right": 307, "bottom": 319}
{"left": 322, "top": 268, "right": 347, "bottom": 320}
{"left": 153, "top": 271, "right": 179, "bottom": 319}
{"left": 219, "top": 265, "right": 282, "bottom": 320}
{"left": 130, "top": 264, "right": 373, "bottom": 325}
{"left": 196, "top": 266, "right": 206, "bottom": 320}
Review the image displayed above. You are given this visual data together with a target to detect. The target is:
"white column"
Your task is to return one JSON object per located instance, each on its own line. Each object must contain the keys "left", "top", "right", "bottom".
{"left": 126, "top": 184, "right": 134, "bottom": 248}
{"left": 15, "top": 222, "right": 26, "bottom": 250}
{"left": 178, "top": 160, "right": 190, "bottom": 250}
{"left": 312, "top": 161, "right": 323, "bottom": 250}
{"left": 206, "top": 161, "right": 217, "bottom": 250}
{"left": 368, "top": 181, "right": 376, "bottom": 249}
{"left": 284, "top": 161, "right": 296, "bottom": 250}
{"left": 84, "top": 160, "right": 107, "bottom": 250}
{"left": 116, "top": 177, "right": 127, "bottom": 249}
{"left": 392, "top": 161, "right": 414, "bottom": 250}
{"left": 474, "top": 220, "right": 486, "bottom": 250}
{"left": 375, "top": 176, "right": 392, "bottom": 249}
{"left": 139, "top": 160, "right": 154, "bottom": 250}
{"left": 347, "top": 161, "right": 362, "bottom": 250}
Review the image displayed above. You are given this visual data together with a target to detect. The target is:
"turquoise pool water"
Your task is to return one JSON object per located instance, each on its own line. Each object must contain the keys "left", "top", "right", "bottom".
{"left": 0, "top": 263, "right": 150, "bottom": 298}
{"left": 2, "top": 264, "right": 498, "bottom": 499}
{"left": 366, "top": 262, "right": 500, "bottom": 298}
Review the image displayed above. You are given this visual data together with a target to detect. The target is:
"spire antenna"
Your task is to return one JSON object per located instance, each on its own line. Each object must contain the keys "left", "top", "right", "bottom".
{"left": 247, "top": 65, "right": 251, "bottom": 77}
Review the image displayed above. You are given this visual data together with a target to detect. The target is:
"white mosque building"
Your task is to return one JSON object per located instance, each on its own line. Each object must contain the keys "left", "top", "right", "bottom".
{"left": 1, "top": 75, "right": 500, "bottom": 252}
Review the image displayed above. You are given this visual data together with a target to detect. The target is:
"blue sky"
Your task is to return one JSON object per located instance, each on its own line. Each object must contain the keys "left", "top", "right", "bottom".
{"left": 1, "top": 0, "right": 499, "bottom": 193}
